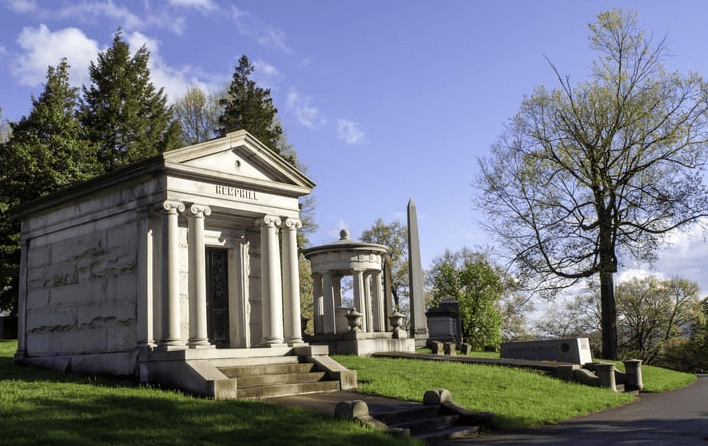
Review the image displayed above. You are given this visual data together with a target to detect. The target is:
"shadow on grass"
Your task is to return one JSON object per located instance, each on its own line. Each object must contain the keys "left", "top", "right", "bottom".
{"left": 0, "top": 341, "right": 418, "bottom": 446}
{"left": 1, "top": 391, "right": 415, "bottom": 446}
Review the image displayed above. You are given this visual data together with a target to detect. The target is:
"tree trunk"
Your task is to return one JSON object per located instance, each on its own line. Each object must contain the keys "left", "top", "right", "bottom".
{"left": 600, "top": 269, "right": 618, "bottom": 359}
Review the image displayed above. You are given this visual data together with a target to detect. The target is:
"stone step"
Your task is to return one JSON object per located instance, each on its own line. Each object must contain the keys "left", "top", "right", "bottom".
{"left": 219, "top": 362, "right": 314, "bottom": 378}
{"left": 374, "top": 405, "right": 440, "bottom": 426}
{"left": 237, "top": 371, "right": 328, "bottom": 387}
{"left": 387, "top": 414, "right": 460, "bottom": 436}
{"left": 237, "top": 380, "right": 341, "bottom": 399}
{"left": 416, "top": 425, "right": 481, "bottom": 440}
{"left": 210, "top": 355, "right": 301, "bottom": 369}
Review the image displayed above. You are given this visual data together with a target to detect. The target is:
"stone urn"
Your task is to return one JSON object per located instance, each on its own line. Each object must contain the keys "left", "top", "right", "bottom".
{"left": 346, "top": 309, "right": 363, "bottom": 332}
{"left": 389, "top": 311, "right": 406, "bottom": 338}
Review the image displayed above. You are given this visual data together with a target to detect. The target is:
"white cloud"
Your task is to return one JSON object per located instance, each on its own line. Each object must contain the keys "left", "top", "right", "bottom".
{"left": 124, "top": 31, "right": 223, "bottom": 104}
{"left": 620, "top": 218, "right": 708, "bottom": 293}
{"left": 168, "top": 0, "right": 218, "bottom": 12}
{"left": 287, "top": 88, "right": 326, "bottom": 129}
{"left": 253, "top": 59, "right": 280, "bottom": 78}
{"left": 53, "top": 1, "right": 186, "bottom": 35}
{"left": 4, "top": 0, "right": 36, "bottom": 13}
{"left": 57, "top": 0, "right": 145, "bottom": 30}
{"left": 12, "top": 25, "right": 99, "bottom": 87}
{"left": 336, "top": 119, "right": 365, "bottom": 144}
{"left": 230, "top": 6, "right": 292, "bottom": 54}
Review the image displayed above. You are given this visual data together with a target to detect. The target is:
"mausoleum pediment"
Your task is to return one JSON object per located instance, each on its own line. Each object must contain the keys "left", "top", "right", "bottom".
{"left": 163, "top": 130, "right": 314, "bottom": 191}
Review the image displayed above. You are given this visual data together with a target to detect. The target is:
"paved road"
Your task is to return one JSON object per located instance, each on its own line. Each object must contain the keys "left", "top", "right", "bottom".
{"left": 452, "top": 376, "right": 708, "bottom": 446}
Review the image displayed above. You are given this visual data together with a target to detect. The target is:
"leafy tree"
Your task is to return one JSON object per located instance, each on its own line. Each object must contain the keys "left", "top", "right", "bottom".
{"left": 219, "top": 55, "right": 285, "bottom": 158}
{"left": 660, "top": 297, "right": 708, "bottom": 372}
{"left": 616, "top": 276, "right": 701, "bottom": 363}
{"left": 427, "top": 248, "right": 532, "bottom": 342}
{"left": 430, "top": 253, "right": 504, "bottom": 350}
{"left": 173, "top": 85, "right": 222, "bottom": 145}
{"left": 81, "top": 31, "right": 181, "bottom": 172}
{"left": 0, "top": 59, "right": 98, "bottom": 313}
{"left": 360, "top": 218, "right": 408, "bottom": 310}
{"left": 477, "top": 10, "right": 708, "bottom": 359}
{"left": 535, "top": 276, "right": 702, "bottom": 364}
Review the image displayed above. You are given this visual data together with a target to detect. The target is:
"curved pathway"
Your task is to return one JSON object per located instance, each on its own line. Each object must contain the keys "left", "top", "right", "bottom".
{"left": 455, "top": 376, "right": 708, "bottom": 446}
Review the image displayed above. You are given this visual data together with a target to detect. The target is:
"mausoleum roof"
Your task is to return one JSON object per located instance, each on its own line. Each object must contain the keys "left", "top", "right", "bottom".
{"left": 11, "top": 130, "right": 315, "bottom": 220}
{"left": 303, "top": 229, "right": 389, "bottom": 257}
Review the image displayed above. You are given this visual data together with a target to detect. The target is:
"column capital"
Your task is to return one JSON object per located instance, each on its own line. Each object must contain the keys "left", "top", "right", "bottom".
{"left": 284, "top": 218, "right": 302, "bottom": 230}
{"left": 255, "top": 215, "right": 281, "bottom": 228}
{"left": 188, "top": 204, "right": 211, "bottom": 218}
{"left": 161, "top": 200, "right": 185, "bottom": 214}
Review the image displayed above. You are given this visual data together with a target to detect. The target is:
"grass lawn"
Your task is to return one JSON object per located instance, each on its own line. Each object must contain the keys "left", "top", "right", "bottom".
{"left": 1, "top": 339, "right": 696, "bottom": 444}
{"left": 334, "top": 354, "right": 697, "bottom": 430}
{"left": 0, "top": 340, "right": 418, "bottom": 446}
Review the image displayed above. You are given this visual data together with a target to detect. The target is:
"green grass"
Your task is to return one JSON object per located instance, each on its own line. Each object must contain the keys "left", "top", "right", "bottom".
{"left": 0, "top": 341, "right": 419, "bottom": 446}
{"left": 334, "top": 354, "right": 695, "bottom": 430}
{"left": 1, "top": 339, "right": 696, "bottom": 442}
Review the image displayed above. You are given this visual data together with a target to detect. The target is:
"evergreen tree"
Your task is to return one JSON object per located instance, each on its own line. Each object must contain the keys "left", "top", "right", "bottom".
{"left": 81, "top": 31, "right": 180, "bottom": 172}
{"left": 0, "top": 59, "right": 97, "bottom": 313}
{"left": 219, "top": 55, "right": 286, "bottom": 160}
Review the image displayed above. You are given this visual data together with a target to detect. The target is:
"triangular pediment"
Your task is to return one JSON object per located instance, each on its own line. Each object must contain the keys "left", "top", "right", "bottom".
{"left": 163, "top": 130, "right": 315, "bottom": 191}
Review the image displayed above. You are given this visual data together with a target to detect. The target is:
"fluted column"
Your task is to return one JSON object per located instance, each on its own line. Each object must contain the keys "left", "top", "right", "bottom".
{"left": 188, "top": 204, "right": 212, "bottom": 348}
{"left": 322, "top": 272, "right": 336, "bottom": 333}
{"left": 257, "top": 215, "right": 284, "bottom": 345}
{"left": 364, "top": 272, "right": 374, "bottom": 332}
{"left": 312, "top": 272, "right": 324, "bottom": 334}
{"left": 352, "top": 269, "right": 367, "bottom": 332}
{"left": 372, "top": 270, "right": 385, "bottom": 332}
{"left": 159, "top": 200, "right": 185, "bottom": 349}
{"left": 282, "top": 218, "right": 303, "bottom": 344}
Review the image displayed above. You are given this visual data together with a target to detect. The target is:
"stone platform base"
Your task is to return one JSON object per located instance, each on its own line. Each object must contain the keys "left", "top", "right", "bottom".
{"left": 309, "top": 332, "right": 415, "bottom": 356}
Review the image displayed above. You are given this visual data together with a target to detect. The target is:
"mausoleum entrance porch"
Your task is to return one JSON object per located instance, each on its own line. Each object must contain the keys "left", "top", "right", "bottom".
{"left": 141, "top": 201, "right": 305, "bottom": 353}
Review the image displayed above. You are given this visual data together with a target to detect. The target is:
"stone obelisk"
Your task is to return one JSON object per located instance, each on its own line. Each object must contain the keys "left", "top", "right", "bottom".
{"left": 407, "top": 199, "right": 429, "bottom": 348}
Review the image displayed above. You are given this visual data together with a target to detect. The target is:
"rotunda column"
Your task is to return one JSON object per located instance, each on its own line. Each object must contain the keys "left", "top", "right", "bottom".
{"left": 322, "top": 272, "right": 336, "bottom": 334}
{"left": 312, "top": 272, "right": 324, "bottom": 334}
{"left": 372, "top": 269, "right": 385, "bottom": 332}
{"left": 352, "top": 269, "right": 367, "bottom": 332}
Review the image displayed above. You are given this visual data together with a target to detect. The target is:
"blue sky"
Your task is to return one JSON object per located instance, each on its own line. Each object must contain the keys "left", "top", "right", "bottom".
{"left": 1, "top": 0, "right": 708, "bottom": 296}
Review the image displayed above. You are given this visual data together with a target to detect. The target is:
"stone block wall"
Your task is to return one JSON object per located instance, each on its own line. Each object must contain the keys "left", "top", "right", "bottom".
{"left": 24, "top": 217, "right": 139, "bottom": 357}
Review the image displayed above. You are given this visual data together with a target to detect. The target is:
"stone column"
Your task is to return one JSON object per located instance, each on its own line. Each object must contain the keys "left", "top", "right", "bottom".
{"left": 282, "top": 218, "right": 303, "bottom": 344}
{"left": 364, "top": 272, "right": 374, "bottom": 333}
{"left": 623, "top": 359, "right": 644, "bottom": 391}
{"left": 159, "top": 200, "right": 185, "bottom": 349}
{"left": 372, "top": 269, "right": 385, "bottom": 332}
{"left": 322, "top": 272, "right": 336, "bottom": 334}
{"left": 312, "top": 272, "right": 324, "bottom": 334}
{"left": 136, "top": 213, "right": 155, "bottom": 349}
{"left": 352, "top": 269, "right": 367, "bottom": 332}
{"left": 257, "top": 215, "right": 284, "bottom": 345}
{"left": 188, "top": 204, "right": 212, "bottom": 348}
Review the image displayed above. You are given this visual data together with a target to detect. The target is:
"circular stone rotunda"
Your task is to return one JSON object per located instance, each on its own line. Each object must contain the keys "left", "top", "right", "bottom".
{"left": 303, "top": 230, "right": 414, "bottom": 355}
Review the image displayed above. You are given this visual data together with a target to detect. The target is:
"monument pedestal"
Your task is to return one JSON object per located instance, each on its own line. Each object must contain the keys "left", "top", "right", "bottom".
{"left": 308, "top": 332, "right": 415, "bottom": 356}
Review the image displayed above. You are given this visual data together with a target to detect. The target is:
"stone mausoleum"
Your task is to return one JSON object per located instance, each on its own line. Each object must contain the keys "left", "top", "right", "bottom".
{"left": 11, "top": 130, "right": 356, "bottom": 398}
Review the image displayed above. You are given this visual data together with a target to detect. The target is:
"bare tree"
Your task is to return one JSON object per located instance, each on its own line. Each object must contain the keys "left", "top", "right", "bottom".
{"left": 173, "top": 85, "right": 222, "bottom": 145}
{"left": 478, "top": 10, "right": 708, "bottom": 359}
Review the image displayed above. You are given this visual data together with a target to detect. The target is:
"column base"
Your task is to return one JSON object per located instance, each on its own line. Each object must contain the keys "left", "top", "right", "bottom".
{"left": 188, "top": 342, "right": 216, "bottom": 350}
{"left": 157, "top": 340, "right": 187, "bottom": 351}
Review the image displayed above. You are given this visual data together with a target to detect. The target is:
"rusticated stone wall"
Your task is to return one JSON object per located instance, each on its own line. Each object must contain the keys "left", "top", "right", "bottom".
{"left": 25, "top": 219, "right": 139, "bottom": 356}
